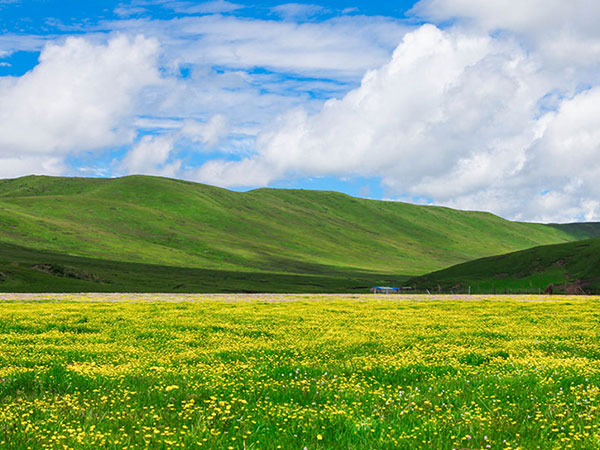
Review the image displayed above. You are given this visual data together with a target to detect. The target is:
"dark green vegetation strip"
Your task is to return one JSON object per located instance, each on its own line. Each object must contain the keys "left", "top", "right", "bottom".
{"left": 0, "top": 242, "right": 403, "bottom": 293}
{"left": 1, "top": 175, "right": 599, "bottom": 292}
{"left": 410, "top": 237, "right": 600, "bottom": 294}
{"left": 1, "top": 296, "right": 599, "bottom": 449}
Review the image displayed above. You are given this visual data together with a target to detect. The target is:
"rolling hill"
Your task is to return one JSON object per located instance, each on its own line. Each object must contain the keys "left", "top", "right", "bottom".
{"left": 0, "top": 174, "right": 598, "bottom": 292}
{"left": 408, "top": 237, "right": 600, "bottom": 294}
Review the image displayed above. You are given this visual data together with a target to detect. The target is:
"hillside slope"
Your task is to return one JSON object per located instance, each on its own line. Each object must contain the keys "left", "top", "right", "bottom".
{"left": 548, "top": 222, "right": 600, "bottom": 240}
{"left": 0, "top": 175, "right": 597, "bottom": 292}
{"left": 409, "top": 238, "right": 600, "bottom": 294}
{"left": 0, "top": 242, "right": 404, "bottom": 293}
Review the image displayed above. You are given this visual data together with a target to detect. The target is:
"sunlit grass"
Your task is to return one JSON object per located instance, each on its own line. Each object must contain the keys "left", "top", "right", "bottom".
{"left": 1, "top": 294, "right": 599, "bottom": 449}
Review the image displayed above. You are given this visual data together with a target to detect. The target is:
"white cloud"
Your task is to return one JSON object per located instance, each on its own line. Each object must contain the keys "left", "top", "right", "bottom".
{"left": 0, "top": 34, "right": 161, "bottom": 165}
{"left": 119, "top": 113, "right": 229, "bottom": 178}
{"left": 271, "top": 3, "right": 325, "bottom": 21}
{"left": 119, "top": 134, "right": 181, "bottom": 177}
{"left": 114, "top": 6, "right": 148, "bottom": 17}
{"left": 412, "top": 0, "right": 600, "bottom": 36}
{"left": 0, "top": 34, "right": 50, "bottom": 57}
{"left": 194, "top": 23, "right": 600, "bottom": 222}
{"left": 114, "top": 0, "right": 244, "bottom": 17}
{"left": 0, "top": 156, "right": 66, "bottom": 178}
{"left": 412, "top": 0, "right": 600, "bottom": 68}
{"left": 107, "top": 14, "right": 410, "bottom": 79}
{"left": 180, "top": 114, "right": 228, "bottom": 147}
{"left": 170, "top": 0, "right": 243, "bottom": 14}
{"left": 195, "top": 157, "right": 273, "bottom": 187}
{"left": 134, "top": 117, "right": 182, "bottom": 130}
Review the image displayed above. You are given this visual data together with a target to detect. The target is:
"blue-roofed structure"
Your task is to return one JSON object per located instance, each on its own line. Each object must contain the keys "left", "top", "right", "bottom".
{"left": 370, "top": 286, "right": 399, "bottom": 294}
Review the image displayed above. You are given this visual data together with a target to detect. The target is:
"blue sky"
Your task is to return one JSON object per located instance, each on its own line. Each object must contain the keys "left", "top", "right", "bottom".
{"left": 0, "top": 0, "right": 416, "bottom": 28}
{"left": 0, "top": 0, "right": 418, "bottom": 76}
{"left": 1, "top": 0, "right": 600, "bottom": 222}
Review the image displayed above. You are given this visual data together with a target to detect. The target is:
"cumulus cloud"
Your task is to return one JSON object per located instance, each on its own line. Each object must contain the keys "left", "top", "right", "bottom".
{"left": 0, "top": 34, "right": 161, "bottom": 175}
{"left": 194, "top": 20, "right": 600, "bottom": 222}
{"left": 412, "top": 0, "right": 600, "bottom": 68}
{"left": 195, "top": 25, "right": 515, "bottom": 183}
{"left": 119, "top": 114, "right": 228, "bottom": 177}
{"left": 120, "top": 134, "right": 181, "bottom": 177}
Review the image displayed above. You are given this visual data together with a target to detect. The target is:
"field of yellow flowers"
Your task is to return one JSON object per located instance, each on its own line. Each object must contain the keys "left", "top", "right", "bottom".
{"left": 1, "top": 293, "right": 599, "bottom": 449}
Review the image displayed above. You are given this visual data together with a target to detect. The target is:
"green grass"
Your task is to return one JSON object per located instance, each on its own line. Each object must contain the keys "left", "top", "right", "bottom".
{"left": 409, "top": 237, "right": 600, "bottom": 294}
{"left": 0, "top": 175, "right": 597, "bottom": 292}
{"left": 1, "top": 295, "right": 600, "bottom": 449}
{"left": 0, "top": 242, "right": 405, "bottom": 293}
{"left": 548, "top": 222, "right": 600, "bottom": 240}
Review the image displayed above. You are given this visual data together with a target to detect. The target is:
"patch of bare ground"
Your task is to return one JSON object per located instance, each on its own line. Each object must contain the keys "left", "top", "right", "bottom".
{"left": 564, "top": 280, "right": 588, "bottom": 295}
{"left": 31, "top": 264, "right": 104, "bottom": 283}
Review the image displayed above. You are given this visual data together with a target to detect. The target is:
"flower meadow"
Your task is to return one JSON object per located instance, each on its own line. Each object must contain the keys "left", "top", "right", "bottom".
{"left": 1, "top": 294, "right": 600, "bottom": 450}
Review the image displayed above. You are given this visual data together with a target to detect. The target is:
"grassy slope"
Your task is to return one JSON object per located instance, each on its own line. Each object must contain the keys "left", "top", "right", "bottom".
{"left": 409, "top": 237, "right": 600, "bottom": 294}
{"left": 0, "top": 174, "right": 597, "bottom": 292}
{"left": 0, "top": 242, "right": 406, "bottom": 293}
{"left": 548, "top": 222, "right": 600, "bottom": 239}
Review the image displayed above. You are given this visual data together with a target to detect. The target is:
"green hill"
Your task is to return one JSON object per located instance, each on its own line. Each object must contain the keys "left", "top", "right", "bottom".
{"left": 409, "top": 238, "right": 600, "bottom": 294}
{"left": 0, "top": 175, "right": 597, "bottom": 292}
{"left": 548, "top": 222, "right": 600, "bottom": 240}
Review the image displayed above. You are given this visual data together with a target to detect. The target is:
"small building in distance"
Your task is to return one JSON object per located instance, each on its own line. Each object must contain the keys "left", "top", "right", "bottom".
{"left": 370, "top": 286, "right": 400, "bottom": 294}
